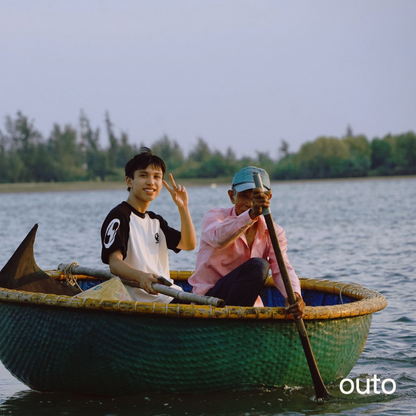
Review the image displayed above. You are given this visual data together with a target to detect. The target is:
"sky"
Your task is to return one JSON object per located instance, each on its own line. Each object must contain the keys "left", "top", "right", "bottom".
{"left": 1, "top": 0, "right": 415, "bottom": 159}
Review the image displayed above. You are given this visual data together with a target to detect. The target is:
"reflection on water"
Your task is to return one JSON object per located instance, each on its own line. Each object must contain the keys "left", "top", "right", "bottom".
{"left": 0, "top": 177, "right": 415, "bottom": 415}
{"left": 0, "top": 384, "right": 405, "bottom": 416}
{"left": 0, "top": 387, "right": 319, "bottom": 416}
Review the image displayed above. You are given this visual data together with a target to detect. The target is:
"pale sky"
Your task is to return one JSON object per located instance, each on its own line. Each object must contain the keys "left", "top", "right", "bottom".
{"left": 1, "top": 0, "right": 415, "bottom": 158}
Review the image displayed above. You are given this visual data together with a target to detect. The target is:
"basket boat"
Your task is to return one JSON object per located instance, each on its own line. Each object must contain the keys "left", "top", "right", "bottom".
{"left": 0, "top": 225, "right": 387, "bottom": 396}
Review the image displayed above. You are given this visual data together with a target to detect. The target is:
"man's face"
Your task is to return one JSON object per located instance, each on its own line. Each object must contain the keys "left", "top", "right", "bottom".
{"left": 228, "top": 189, "right": 254, "bottom": 216}
{"left": 126, "top": 165, "right": 163, "bottom": 204}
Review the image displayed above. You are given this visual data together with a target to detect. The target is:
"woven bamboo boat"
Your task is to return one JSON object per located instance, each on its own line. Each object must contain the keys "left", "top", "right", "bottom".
{"left": 0, "top": 225, "right": 387, "bottom": 396}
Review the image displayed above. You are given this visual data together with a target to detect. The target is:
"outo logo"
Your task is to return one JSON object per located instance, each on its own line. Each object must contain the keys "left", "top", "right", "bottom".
{"left": 104, "top": 219, "right": 120, "bottom": 248}
{"left": 340, "top": 375, "right": 396, "bottom": 395}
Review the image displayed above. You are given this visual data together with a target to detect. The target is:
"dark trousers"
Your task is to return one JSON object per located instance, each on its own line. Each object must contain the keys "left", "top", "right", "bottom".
{"left": 205, "top": 258, "right": 269, "bottom": 306}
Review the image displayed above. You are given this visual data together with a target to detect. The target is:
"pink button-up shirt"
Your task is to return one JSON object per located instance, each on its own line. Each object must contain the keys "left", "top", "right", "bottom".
{"left": 189, "top": 206, "right": 301, "bottom": 306}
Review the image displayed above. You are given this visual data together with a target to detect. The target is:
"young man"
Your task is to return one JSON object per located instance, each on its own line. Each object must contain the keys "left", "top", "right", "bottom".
{"left": 101, "top": 148, "right": 196, "bottom": 303}
{"left": 189, "top": 166, "right": 305, "bottom": 317}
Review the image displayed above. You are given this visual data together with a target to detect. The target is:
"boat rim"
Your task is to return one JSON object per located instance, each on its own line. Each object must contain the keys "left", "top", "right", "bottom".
{"left": 0, "top": 271, "right": 387, "bottom": 320}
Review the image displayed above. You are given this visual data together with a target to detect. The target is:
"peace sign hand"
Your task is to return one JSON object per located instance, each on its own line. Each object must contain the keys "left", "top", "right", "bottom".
{"left": 163, "top": 174, "right": 189, "bottom": 209}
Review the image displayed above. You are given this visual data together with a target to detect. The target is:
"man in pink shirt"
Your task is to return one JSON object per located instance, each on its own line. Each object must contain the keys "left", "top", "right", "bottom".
{"left": 189, "top": 166, "right": 305, "bottom": 317}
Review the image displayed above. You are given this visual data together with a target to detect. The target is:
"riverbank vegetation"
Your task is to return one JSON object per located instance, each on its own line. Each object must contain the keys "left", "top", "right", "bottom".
{"left": 1, "top": 111, "right": 415, "bottom": 184}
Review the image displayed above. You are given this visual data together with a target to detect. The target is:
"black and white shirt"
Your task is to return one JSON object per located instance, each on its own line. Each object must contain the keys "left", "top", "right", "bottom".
{"left": 101, "top": 201, "right": 182, "bottom": 303}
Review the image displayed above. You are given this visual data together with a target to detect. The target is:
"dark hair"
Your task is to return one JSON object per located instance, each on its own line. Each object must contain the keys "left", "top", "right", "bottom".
{"left": 125, "top": 147, "right": 166, "bottom": 191}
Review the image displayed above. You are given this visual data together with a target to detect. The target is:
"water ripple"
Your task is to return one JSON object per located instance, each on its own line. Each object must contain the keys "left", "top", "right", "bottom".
{"left": 0, "top": 177, "right": 415, "bottom": 416}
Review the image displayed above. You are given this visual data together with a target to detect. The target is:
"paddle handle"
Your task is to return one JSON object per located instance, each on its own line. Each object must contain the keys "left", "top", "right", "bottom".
{"left": 262, "top": 215, "right": 296, "bottom": 306}
{"left": 252, "top": 173, "right": 329, "bottom": 400}
{"left": 253, "top": 173, "right": 296, "bottom": 304}
{"left": 57, "top": 263, "right": 225, "bottom": 307}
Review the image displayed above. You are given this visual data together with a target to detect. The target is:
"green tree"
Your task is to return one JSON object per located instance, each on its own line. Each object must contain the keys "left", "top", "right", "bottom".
{"left": 278, "top": 139, "right": 290, "bottom": 160}
{"left": 3, "top": 152, "right": 25, "bottom": 182}
{"left": 381, "top": 133, "right": 416, "bottom": 174}
{"left": 151, "top": 135, "right": 185, "bottom": 171}
{"left": 394, "top": 132, "right": 416, "bottom": 174}
{"left": 297, "top": 137, "right": 350, "bottom": 161}
{"left": 224, "top": 147, "right": 239, "bottom": 176}
{"left": 295, "top": 137, "right": 351, "bottom": 178}
{"left": 31, "top": 142, "right": 57, "bottom": 182}
{"left": 256, "top": 151, "right": 275, "bottom": 174}
{"left": 2, "top": 109, "right": 416, "bottom": 184}
{"left": 370, "top": 138, "right": 393, "bottom": 173}
{"left": 344, "top": 124, "right": 354, "bottom": 138}
{"left": 343, "top": 135, "right": 371, "bottom": 158}
{"left": 342, "top": 135, "right": 371, "bottom": 177}
{"left": 105, "top": 111, "right": 119, "bottom": 172}
{"left": 197, "top": 151, "right": 228, "bottom": 178}
{"left": 48, "top": 124, "right": 86, "bottom": 181}
{"left": 188, "top": 138, "right": 212, "bottom": 162}
{"left": 225, "top": 147, "right": 237, "bottom": 162}
{"left": 3, "top": 112, "right": 43, "bottom": 182}
{"left": 272, "top": 154, "right": 300, "bottom": 180}
{"left": 116, "top": 132, "right": 138, "bottom": 168}
{"left": 0, "top": 132, "right": 10, "bottom": 182}
{"left": 80, "top": 111, "right": 107, "bottom": 181}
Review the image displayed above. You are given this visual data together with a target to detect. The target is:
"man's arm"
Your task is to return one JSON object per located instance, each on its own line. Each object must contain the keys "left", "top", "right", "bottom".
{"left": 176, "top": 205, "right": 197, "bottom": 250}
{"left": 201, "top": 209, "right": 255, "bottom": 248}
{"left": 203, "top": 187, "right": 270, "bottom": 248}
{"left": 108, "top": 250, "right": 159, "bottom": 294}
{"left": 163, "top": 173, "right": 196, "bottom": 251}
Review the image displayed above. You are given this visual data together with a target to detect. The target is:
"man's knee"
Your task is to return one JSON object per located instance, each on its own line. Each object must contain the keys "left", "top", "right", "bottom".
{"left": 247, "top": 258, "right": 269, "bottom": 282}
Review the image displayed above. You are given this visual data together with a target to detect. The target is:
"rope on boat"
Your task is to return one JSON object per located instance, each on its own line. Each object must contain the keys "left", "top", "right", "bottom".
{"left": 339, "top": 283, "right": 363, "bottom": 304}
{"left": 62, "top": 262, "right": 83, "bottom": 292}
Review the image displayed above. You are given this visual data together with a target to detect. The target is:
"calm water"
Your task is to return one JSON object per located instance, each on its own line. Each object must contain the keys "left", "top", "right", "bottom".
{"left": 0, "top": 177, "right": 415, "bottom": 416}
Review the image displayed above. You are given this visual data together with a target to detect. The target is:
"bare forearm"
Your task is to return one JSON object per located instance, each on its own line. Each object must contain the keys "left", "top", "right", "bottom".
{"left": 109, "top": 256, "right": 141, "bottom": 281}
{"left": 177, "top": 206, "right": 196, "bottom": 250}
{"left": 108, "top": 253, "right": 158, "bottom": 294}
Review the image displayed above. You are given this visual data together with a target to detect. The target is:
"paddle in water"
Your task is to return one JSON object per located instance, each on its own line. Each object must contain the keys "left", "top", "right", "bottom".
{"left": 253, "top": 172, "right": 330, "bottom": 400}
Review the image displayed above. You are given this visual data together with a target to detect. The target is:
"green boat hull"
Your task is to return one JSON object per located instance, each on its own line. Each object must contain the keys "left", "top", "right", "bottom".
{"left": 0, "top": 225, "right": 386, "bottom": 396}
{"left": 0, "top": 300, "right": 371, "bottom": 396}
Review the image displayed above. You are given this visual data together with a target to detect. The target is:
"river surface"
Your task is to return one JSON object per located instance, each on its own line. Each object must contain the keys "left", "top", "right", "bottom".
{"left": 0, "top": 177, "right": 415, "bottom": 416}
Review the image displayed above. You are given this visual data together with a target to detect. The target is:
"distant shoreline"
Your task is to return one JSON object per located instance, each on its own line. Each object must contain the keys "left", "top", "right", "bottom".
{"left": 0, "top": 178, "right": 232, "bottom": 194}
{"left": 0, "top": 175, "right": 415, "bottom": 194}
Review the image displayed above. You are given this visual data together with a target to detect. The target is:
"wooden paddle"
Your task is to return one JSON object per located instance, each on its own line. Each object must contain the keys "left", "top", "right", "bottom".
{"left": 57, "top": 263, "right": 225, "bottom": 307}
{"left": 253, "top": 173, "right": 329, "bottom": 400}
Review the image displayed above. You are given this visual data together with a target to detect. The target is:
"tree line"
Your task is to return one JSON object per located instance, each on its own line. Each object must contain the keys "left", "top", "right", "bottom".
{"left": 0, "top": 111, "right": 415, "bottom": 184}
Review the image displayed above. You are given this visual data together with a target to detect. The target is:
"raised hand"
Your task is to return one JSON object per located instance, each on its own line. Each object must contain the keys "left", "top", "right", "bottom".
{"left": 163, "top": 173, "right": 189, "bottom": 209}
